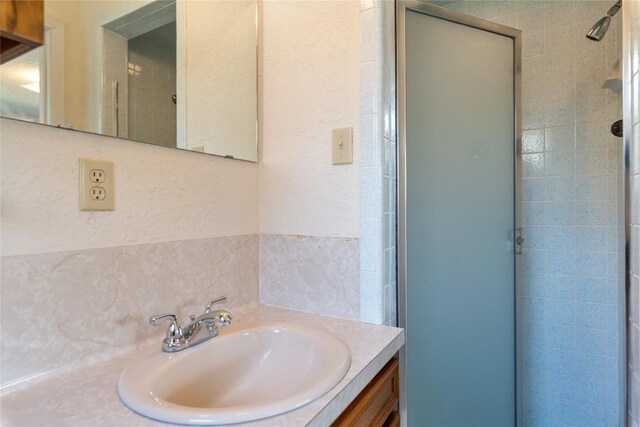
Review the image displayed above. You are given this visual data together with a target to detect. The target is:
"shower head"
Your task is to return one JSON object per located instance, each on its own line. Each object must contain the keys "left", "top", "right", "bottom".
{"left": 586, "top": 15, "right": 611, "bottom": 41}
{"left": 586, "top": 0, "right": 621, "bottom": 41}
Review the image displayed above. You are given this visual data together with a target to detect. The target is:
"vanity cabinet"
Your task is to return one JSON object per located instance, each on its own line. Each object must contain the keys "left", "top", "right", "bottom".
{"left": 0, "top": 0, "right": 43, "bottom": 64}
{"left": 332, "top": 356, "right": 400, "bottom": 427}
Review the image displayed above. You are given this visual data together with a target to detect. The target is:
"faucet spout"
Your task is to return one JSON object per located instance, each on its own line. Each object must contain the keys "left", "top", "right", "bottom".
{"left": 206, "top": 309, "right": 233, "bottom": 326}
{"left": 182, "top": 310, "right": 233, "bottom": 343}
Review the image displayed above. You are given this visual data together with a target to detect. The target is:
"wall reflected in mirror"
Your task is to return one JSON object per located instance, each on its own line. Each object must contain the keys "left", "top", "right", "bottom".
{"left": 1, "top": 46, "right": 43, "bottom": 122}
{"left": 0, "top": 0, "right": 258, "bottom": 162}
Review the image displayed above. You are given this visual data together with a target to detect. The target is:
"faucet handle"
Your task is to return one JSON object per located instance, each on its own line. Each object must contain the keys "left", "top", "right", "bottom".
{"left": 150, "top": 313, "right": 178, "bottom": 326}
{"left": 204, "top": 296, "right": 227, "bottom": 313}
{"left": 150, "top": 314, "right": 183, "bottom": 340}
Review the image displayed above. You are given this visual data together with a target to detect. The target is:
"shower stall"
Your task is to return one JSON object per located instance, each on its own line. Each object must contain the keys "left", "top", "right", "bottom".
{"left": 398, "top": 1, "right": 626, "bottom": 426}
{"left": 101, "top": 0, "right": 177, "bottom": 147}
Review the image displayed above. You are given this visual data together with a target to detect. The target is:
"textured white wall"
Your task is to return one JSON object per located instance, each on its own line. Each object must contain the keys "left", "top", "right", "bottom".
{"left": 185, "top": 1, "right": 257, "bottom": 161}
{"left": 12, "top": 1, "right": 363, "bottom": 249}
{"left": 259, "top": 0, "right": 361, "bottom": 238}
{"left": 0, "top": 119, "right": 259, "bottom": 257}
{"left": 44, "top": 1, "right": 148, "bottom": 131}
{"left": 44, "top": 1, "right": 83, "bottom": 130}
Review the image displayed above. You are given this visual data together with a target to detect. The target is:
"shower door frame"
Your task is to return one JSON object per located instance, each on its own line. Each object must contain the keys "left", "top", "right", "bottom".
{"left": 396, "top": 2, "right": 523, "bottom": 426}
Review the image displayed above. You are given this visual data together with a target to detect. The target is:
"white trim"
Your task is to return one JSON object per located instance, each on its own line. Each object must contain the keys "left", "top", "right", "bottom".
{"left": 176, "top": 0, "right": 187, "bottom": 149}
{"left": 44, "top": 16, "right": 65, "bottom": 127}
{"left": 37, "top": 41, "right": 47, "bottom": 124}
{"left": 621, "top": 1, "right": 633, "bottom": 426}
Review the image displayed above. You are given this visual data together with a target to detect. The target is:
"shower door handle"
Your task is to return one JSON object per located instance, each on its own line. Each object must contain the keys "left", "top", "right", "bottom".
{"left": 515, "top": 227, "right": 524, "bottom": 254}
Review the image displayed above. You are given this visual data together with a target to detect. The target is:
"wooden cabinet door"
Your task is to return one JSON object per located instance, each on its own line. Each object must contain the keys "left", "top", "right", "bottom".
{"left": 332, "top": 357, "right": 399, "bottom": 427}
{"left": 1, "top": 0, "right": 44, "bottom": 64}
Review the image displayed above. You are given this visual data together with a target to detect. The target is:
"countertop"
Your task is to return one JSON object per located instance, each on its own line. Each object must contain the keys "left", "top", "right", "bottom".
{"left": 0, "top": 304, "right": 405, "bottom": 426}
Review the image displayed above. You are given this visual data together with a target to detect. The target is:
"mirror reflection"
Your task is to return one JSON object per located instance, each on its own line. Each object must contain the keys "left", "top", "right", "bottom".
{"left": 0, "top": 0, "right": 258, "bottom": 162}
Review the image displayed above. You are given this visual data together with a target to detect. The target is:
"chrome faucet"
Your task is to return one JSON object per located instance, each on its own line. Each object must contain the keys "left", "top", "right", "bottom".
{"left": 150, "top": 296, "right": 233, "bottom": 352}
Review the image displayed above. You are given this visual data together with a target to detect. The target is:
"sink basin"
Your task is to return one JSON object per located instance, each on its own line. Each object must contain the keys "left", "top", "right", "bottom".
{"left": 118, "top": 320, "right": 351, "bottom": 425}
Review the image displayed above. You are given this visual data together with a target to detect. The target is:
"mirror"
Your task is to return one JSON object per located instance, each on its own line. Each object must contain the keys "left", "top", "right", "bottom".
{"left": 0, "top": 0, "right": 258, "bottom": 162}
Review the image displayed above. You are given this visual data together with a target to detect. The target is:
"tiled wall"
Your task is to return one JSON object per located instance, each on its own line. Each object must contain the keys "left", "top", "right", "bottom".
{"left": 382, "top": 0, "right": 397, "bottom": 327}
{"left": 360, "top": 0, "right": 397, "bottom": 326}
{"left": 624, "top": 1, "right": 640, "bottom": 426}
{"left": 0, "top": 235, "right": 259, "bottom": 388}
{"left": 443, "top": 1, "right": 624, "bottom": 425}
{"left": 259, "top": 234, "right": 360, "bottom": 320}
{"left": 101, "top": 29, "right": 129, "bottom": 139}
{"left": 127, "top": 23, "right": 177, "bottom": 148}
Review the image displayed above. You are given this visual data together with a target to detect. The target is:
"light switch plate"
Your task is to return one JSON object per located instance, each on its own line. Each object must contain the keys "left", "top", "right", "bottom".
{"left": 332, "top": 127, "right": 353, "bottom": 165}
{"left": 79, "top": 158, "right": 114, "bottom": 211}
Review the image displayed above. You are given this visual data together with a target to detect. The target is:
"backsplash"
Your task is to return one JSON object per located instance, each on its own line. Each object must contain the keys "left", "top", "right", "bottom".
{"left": 1, "top": 232, "right": 363, "bottom": 389}
{"left": 260, "top": 234, "right": 360, "bottom": 320}
{"left": 0, "top": 235, "right": 259, "bottom": 388}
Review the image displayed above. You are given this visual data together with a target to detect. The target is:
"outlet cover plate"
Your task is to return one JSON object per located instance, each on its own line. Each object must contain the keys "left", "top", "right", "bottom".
{"left": 79, "top": 158, "right": 114, "bottom": 211}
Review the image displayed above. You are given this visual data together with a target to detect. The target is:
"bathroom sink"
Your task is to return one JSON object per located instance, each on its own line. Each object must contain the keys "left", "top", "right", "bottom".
{"left": 118, "top": 321, "right": 351, "bottom": 425}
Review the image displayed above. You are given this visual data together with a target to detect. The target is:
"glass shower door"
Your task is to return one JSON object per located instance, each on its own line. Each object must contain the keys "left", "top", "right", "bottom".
{"left": 401, "top": 5, "right": 520, "bottom": 427}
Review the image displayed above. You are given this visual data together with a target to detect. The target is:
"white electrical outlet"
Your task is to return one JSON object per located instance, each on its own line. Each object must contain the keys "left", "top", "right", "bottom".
{"left": 90, "top": 187, "right": 107, "bottom": 201}
{"left": 90, "top": 169, "right": 106, "bottom": 183}
{"left": 79, "top": 158, "right": 114, "bottom": 211}
{"left": 332, "top": 127, "right": 353, "bottom": 165}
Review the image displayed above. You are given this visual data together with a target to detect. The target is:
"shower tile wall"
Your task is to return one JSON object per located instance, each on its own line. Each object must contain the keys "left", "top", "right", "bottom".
{"left": 360, "top": 0, "right": 397, "bottom": 326}
{"left": 128, "top": 23, "right": 177, "bottom": 148}
{"left": 443, "top": 2, "right": 623, "bottom": 426}
{"left": 382, "top": 0, "right": 397, "bottom": 327}
{"left": 102, "top": 30, "right": 129, "bottom": 139}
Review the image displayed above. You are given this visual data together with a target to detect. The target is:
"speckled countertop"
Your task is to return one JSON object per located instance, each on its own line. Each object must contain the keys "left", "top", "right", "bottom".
{"left": 0, "top": 304, "right": 405, "bottom": 427}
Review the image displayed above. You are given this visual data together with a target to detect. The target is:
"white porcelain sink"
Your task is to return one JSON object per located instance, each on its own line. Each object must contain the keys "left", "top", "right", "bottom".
{"left": 118, "top": 320, "right": 351, "bottom": 425}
